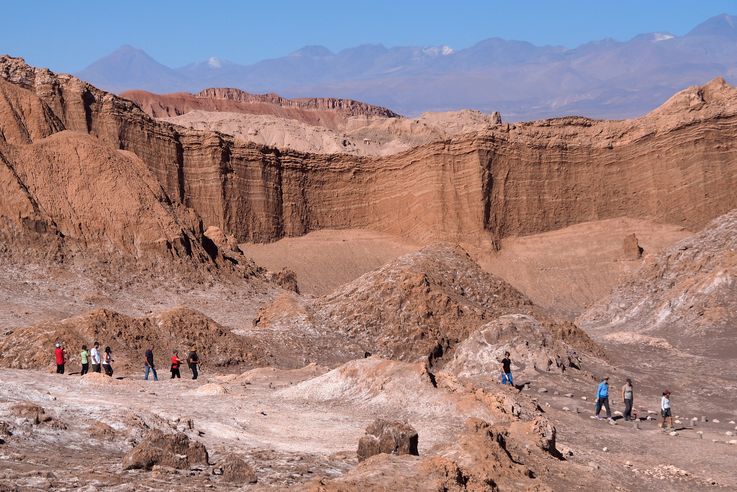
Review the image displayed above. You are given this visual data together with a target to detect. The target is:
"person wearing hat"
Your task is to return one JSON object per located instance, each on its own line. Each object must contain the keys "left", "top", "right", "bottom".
{"left": 621, "top": 378, "right": 634, "bottom": 421}
{"left": 660, "top": 390, "right": 673, "bottom": 430}
{"left": 594, "top": 376, "right": 613, "bottom": 421}
{"left": 186, "top": 346, "right": 200, "bottom": 380}
{"left": 54, "top": 342, "right": 66, "bottom": 374}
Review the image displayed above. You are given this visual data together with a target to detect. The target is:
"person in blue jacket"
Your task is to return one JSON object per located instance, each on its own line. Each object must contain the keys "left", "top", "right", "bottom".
{"left": 594, "top": 376, "right": 613, "bottom": 421}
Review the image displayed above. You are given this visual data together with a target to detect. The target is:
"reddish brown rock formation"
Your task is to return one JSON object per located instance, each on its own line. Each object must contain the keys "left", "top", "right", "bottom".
{"left": 123, "top": 87, "right": 399, "bottom": 122}
{"left": 2, "top": 56, "right": 737, "bottom": 252}
{"left": 0, "top": 307, "right": 266, "bottom": 371}
{"left": 623, "top": 233, "right": 644, "bottom": 259}
{"left": 122, "top": 430, "right": 208, "bottom": 471}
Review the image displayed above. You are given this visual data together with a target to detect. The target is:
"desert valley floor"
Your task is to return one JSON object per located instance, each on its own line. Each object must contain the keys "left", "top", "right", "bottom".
{"left": 0, "top": 54, "right": 736, "bottom": 490}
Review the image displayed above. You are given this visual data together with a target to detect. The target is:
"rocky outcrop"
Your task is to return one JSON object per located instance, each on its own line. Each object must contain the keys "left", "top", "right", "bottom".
{"left": 441, "top": 314, "right": 588, "bottom": 380}
{"left": 215, "top": 454, "right": 258, "bottom": 483}
{"left": 122, "top": 87, "right": 399, "bottom": 120}
{"left": 580, "top": 208, "right": 737, "bottom": 357}
{"left": 196, "top": 87, "right": 401, "bottom": 118}
{"left": 2, "top": 56, "right": 737, "bottom": 251}
{"left": 122, "top": 430, "right": 208, "bottom": 470}
{"left": 256, "top": 244, "right": 538, "bottom": 361}
{"left": 0, "top": 307, "right": 266, "bottom": 370}
{"left": 623, "top": 233, "right": 644, "bottom": 259}
{"left": 357, "top": 419, "right": 419, "bottom": 462}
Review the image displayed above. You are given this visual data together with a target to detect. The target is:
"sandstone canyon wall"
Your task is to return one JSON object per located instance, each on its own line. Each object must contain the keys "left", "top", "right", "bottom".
{"left": 2, "top": 55, "right": 737, "bottom": 252}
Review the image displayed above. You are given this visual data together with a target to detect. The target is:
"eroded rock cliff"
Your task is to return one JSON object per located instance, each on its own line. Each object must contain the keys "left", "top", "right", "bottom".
{"left": 2, "top": 55, "right": 737, "bottom": 252}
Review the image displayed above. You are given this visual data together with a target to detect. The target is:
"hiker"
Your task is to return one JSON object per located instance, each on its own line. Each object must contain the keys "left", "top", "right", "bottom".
{"left": 187, "top": 347, "right": 200, "bottom": 380}
{"left": 500, "top": 351, "right": 513, "bottom": 386}
{"left": 54, "top": 342, "right": 66, "bottom": 374}
{"left": 102, "top": 346, "right": 114, "bottom": 377}
{"left": 90, "top": 341, "right": 101, "bottom": 373}
{"left": 594, "top": 376, "right": 613, "bottom": 421}
{"left": 80, "top": 344, "right": 90, "bottom": 376}
{"left": 170, "top": 350, "right": 183, "bottom": 379}
{"left": 144, "top": 346, "right": 158, "bottom": 381}
{"left": 622, "top": 378, "right": 634, "bottom": 421}
{"left": 660, "top": 390, "right": 674, "bottom": 430}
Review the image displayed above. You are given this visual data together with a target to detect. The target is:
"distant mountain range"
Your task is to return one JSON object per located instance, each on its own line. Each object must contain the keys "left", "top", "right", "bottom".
{"left": 76, "top": 13, "right": 737, "bottom": 120}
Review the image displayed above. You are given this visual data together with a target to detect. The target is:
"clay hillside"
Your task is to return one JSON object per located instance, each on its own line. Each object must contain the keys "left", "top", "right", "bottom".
{"left": 1, "top": 55, "right": 737, "bottom": 490}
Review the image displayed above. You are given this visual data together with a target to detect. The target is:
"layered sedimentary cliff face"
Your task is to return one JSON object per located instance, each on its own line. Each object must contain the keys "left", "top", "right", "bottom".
{"left": 120, "top": 88, "right": 398, "bottom": 124}
{"left": 1, "top": 55, "right": 737, "bottom": 254}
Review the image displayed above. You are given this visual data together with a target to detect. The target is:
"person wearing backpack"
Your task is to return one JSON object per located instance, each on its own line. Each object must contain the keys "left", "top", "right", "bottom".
{"left": 187, "top": 347, "right": 200, "bottom": 380}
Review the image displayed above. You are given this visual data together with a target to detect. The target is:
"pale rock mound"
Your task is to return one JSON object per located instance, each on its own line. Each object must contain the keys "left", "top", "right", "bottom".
{"left": 442, "top": 314, "right": 586, "bottom": 380}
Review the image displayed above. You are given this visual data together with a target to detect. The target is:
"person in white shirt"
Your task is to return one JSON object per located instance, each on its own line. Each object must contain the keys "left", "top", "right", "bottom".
{"left": 660, "top": 389, "right": 673, "bottom": 430}
{"left": 90, "top": 341, "right": 101, "bottom": 373}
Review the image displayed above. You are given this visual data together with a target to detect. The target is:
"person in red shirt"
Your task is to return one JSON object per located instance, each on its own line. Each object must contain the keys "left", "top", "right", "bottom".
{"left": 54, "top": 342, "right": 66, "bottom": 374}
{"left": 170, "top": 350, "right": 184, "bottom": 379}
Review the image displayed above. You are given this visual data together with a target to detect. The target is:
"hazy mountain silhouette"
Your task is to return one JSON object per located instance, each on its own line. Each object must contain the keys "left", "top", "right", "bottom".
{"left": 76, "top": 14, "right": 737, "bottom": 120}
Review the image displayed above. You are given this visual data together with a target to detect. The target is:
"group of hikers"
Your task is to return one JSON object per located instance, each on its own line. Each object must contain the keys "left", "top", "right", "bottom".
{"left": 499, "top": 352, "right": 676, "bottom": 430}
{"left": 53, "top": 342, "right": 202, "bottom": 380}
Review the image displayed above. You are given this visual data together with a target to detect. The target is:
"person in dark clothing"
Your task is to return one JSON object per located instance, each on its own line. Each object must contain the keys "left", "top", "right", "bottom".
{"left": 187, "top": 347, "right": 200, "bottom": 380}
{"left": 171, "top": 350, "right": 183, "bottom": 379}
{"left": 622, "top": 378, "right": 634, "bottom": 421}
{"left": 144, "top": 347, "right": 158, "bottom": 381}
{"left": 102, "top": 346, "right": 114, "bottom": 377}
{"left": 594, "top": 376, "right": 613, "bottom": 421}
{"left": 54, "top": 342, "right": 66, "bottom": 374}
{"left": 500, "top": 351, "right": 513, "bottom": 386}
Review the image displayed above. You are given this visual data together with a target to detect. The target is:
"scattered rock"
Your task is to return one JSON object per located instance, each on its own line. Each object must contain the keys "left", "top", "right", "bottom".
{"left": 0, "top": 421, "right": 12, "bottom": 436}
{"left": 10, "top": 403, "right": 52, "bottom": 424}
{"left": 122, "top": 430, "right": 209, "bottom": 470}
{"left": 562, "top": 406, "right": 570, "bottom": 412}
{"left": 537, "top": 388, "right": 548, "bottom": 394}
{"left": 669, "top": 431, "right": 679, "bottom": 436}
{"left": 564, "top": 393, "right": 574, "bottom": 398}
{"left": 726, "top": 431, "right": 734, "bottom": 437}
{"left": 88, "top": 421, "right": 117, "bottom": 439}
{"left": 581, "top": 396, "right": 588, "bottom": 401}
{"left": 729, "top": 440, "right": 737, "bottom": 445}
{"left": 602, "top": 447, "right": 608, "bottom": 452}
{"left": 713, "top": 419, "right": 721, "bottom": 424}
{"left": 623, "top": 233, "right": 644, "bottom": 259}
{"left": 217, "top": 454, "right": 257, "bottom": 483}
{"left": 356, "top": 419, "right": 419, "bottom": 462}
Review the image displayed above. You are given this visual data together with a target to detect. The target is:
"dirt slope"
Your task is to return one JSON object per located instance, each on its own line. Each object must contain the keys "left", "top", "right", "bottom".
{"left": 580, "top": 208, "right": 737, "bottom": 357}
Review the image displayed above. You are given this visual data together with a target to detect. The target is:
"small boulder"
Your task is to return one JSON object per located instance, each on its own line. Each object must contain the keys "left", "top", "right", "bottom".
{"left": 0, "top": 421, "right": 12, "bottom": 436}
{"left": 123, "top": 430, "right": 208, "bottom": 470}
{"left": 10, "top": 403, "right": 52, "bottom": 424}
{"left": 623, "top": 233, "right": 644, "bottom": 259}
{"left": 217, "top": 454, "right": 257, "bottom": 483}
{"left": 356, "top": 419, "right": 419, "bottom": 462}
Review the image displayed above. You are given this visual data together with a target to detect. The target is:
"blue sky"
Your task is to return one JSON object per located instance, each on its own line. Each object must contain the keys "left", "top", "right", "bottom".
{"left": 2, "top": 0, "right": 736, "bottom": 71}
